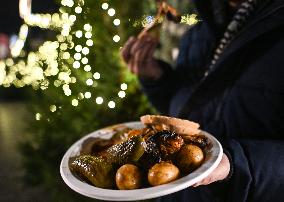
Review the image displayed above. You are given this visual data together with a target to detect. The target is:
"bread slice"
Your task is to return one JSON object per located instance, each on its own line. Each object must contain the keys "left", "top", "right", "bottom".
{"left": 140, "top": 115, "right": 200, "bottom": 136}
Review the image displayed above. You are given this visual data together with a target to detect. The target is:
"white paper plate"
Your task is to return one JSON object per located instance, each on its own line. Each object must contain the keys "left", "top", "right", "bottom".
{"left": 60, "top": 121, "right": 223, "bottom": 201}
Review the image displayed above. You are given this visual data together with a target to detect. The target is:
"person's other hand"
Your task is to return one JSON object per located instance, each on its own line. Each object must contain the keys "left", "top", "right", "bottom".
{"left": 120, "top": 34, "right": 163, "bottom": 80}
{"left": 193, "top": 153, "right": 230, "bottom": 187}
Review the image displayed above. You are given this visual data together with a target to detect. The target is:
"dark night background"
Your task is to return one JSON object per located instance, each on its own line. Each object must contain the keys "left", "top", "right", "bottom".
{"left": 0, "top": 1, "right": 57, "bottom": 201}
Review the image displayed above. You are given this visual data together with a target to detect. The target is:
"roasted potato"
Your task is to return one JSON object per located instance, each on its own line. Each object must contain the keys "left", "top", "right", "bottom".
{"left": 176, "top": 144, "right": 204, "bottom": 173}
{"left": 148, "top": 162, "right": 180, "bottom": 186}
{"left": 115, "top": 164, "right": 143, "bottom": 190}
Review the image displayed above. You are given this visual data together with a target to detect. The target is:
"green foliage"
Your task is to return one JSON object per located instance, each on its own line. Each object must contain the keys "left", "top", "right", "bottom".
{"left": 19, "top": 0, "right": 157, "bottom": 201}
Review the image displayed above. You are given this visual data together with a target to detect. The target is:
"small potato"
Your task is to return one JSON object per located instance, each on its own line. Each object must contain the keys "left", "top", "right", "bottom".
{"left": 116, "top": 164, "right": 142, "bottom": 190}
{"left": 176, "top": 144, "right": 204, "bottom": 173}
{"left": 148, "top": 162, "right": 180, "bottom": 186}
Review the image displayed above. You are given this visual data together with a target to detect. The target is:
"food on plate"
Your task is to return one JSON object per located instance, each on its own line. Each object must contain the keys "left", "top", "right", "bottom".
{"left": 103, "top": 135, "right": 146, "bottom": 165}
{"left": 176, "top": 144, "right": 204, "bottom": 173}
{"left": 69, "top": 115, "right": 210, "bottom": 190}
{"left": 70, "top": 155, "right": 115, "bottom": 189}
{"left": 139, "top": 130, "right": 184, "bottom": 170}
{"left": 148, "top": 162, "right": 180, "bottom": 186}
{"left": 140, "top": 115, "right": 200, "bottom": 136}
{"left": 116, "top": 164, "right": 143, "bottom": 190}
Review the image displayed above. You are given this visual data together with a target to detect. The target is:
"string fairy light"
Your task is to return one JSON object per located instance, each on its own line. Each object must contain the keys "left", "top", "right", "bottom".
{"left": 1, "top": 0, "right": 198, "bottom": 114}
{"left": 95, "top": 97, "right": 103, "bottom": 104}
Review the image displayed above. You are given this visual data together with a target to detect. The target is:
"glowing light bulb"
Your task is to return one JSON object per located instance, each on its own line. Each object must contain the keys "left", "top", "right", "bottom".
{"left": 63, "top": 52, "right": 70, "bottom": 59}
{"left": 118, "top": 91, "right": 126, "bottom": 98}
{"left": 86, "top": 39, "right": 93, "bottom": 46}
{"left": 75, "top": 45, "right": 82, "bottom": 52}
{"left": 84, "top": 92, "right": 91, "bottom": 99}
{"left": 75, "top": 6, "right": 82, "bottom": 14}
{"left": 75, "top": 30, "right": 83, "bottom": 38}
{"left": 86, "top": 79, "right": 93, "bottom": 86}
{"left": 64, "top": 88, "right": 72, "bottom": 96}
{"left": 84, "top": 65, "right": 91, "bottom": 71}
{"left": 50, "top": 105, "right": 57, "bottom": 112}
{"left": 69, "top": 15, "right": 76, "bottom": 22}
{"left": 121, "top": 83, "right": 127, "bottom": 90}
{"left": 113, "top": 35, "right": 120, "bottom": 42}
{"left": 74, "top": 53, "right": 81, "bottom": 60}
{"left": 84, "top": 24, "right": 91, "bottom": 31}
{"left": 81, "top": 57, "right": 88, "bottom": 64}
{"left": 108, "top": 101, "right": 116, "bottom": 108}
{"left": 108, "top": 8, "right": 115, "bottom": 16}
{"left": 96, "top": 97, "right": 103, "bottom": 104}
{"left": 82, "top": 47, "right": 89, "bottom": 55}
{"left": 102, "top": 3, "right": 109, "bottom": 10}
{"left": 35, "top": 113, "right": 41, "bottom": 121}
{"left": 72, "top": 99, "right": 78, "bottom": 106}
{"left": 93, "top": 72, "right": 100, "bottom": 80}
{"left": 73, "top": 61, "right": 80, "bottom": 69}
{"left": 85, "top": 32, "right": 92, "bottom": 39}
{"left": 113, "top": 19, "right": 120, "bottom": 26}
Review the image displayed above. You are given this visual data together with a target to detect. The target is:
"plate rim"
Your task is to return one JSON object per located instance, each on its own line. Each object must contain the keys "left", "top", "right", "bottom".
{"left": 60, "top": 121, "right": 223, "bottom": 201}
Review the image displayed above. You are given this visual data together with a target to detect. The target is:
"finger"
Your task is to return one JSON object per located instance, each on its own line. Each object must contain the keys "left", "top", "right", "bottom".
{"left": 121, "top": 36, "right": 136, "bottom": 63}
{"left": 130, "top": 36, "right": 157, "bottom": 56}
{"left": 140, "top": 42, "right": 158, "bottom": 62}
{"left": 128, "top": 58, "right": 136, "bottom": 74}
{"left": 144, "top": 42, "right": 158, "bottom": 62}
{"left": 132, "top": 50, "right": 141, "bottom": 75}
{"left": 131, "top": 41, "right": 154, "bottom": 74}
{"left": 136, "top": 42, "right": 157, "bottom": 71}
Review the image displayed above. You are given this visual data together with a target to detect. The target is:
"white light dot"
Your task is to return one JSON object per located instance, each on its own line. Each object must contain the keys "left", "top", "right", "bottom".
{"left": 108, "top": 101, "right": 116, "bottom": 108}
{"left": 113, "top": 19, "right": 120, "bottom": 26}
{"left": 82, "top": 47, "right": 89, "bottom": 55}
{"left": 66, "top": 0, "right": 74, "bottom": 7}
{"left": 96, "top": 97, "right": 103, "bottom": 104}
{"left": 75, "top": 30, "right": 83, "bottom": 38}
{"left": 86, "top": 39, "right": 93, "bottom": 46}
{"left": 35, "top": 113, "right": 41, "bottom": 121}
{"left": 69, "top": 15, "right": 76, "bottom": 22}
{"left": 85, "top": 32, "right": 92, "bottom": 39}
{"left": 93, "top": 72, "right": 100, "bottom": 79}
{"left": 113, "top": 35, "right": 120, "bottom": 42}
{"left": 85, "top": 92, "right": 92, "bottom": 99}
{"left": 72, "top": 99, "right": 78, "bottom": 106}
{"left": 75, "top": 45, "right": 82, "bottom": 52}
{"left": 84, "top": 65, "right": 91, "bottom": 72}
{"left": 102, "top": 3, "right": 109, "bottom": 10}
{"left": 62, "top": 24, "right": 70, "bottom": 31}
{"left": 73, "top": 61, "right": 80, "bottom": 69}
{"left": 108, "top": 8, "right": 115, "bottom": 16}
{"left": 86, "top": 79, "right": 93, "bottom": 86}
{"left": 81, "top": 57, "right": 88, "bottom": 64}
{"left": 74, "top": 53, "right": 81, "bottom": 60}
{"left": 121, "top": 83, "right": 127, "bottom": 90}
{"left": 63, "top": 52, "right": 70, "bottom": 59}
{"left": 75, "top": 6, "right": 82, "bottom": 14}
{"left": 64, "top": 88, "right": 72, "bottom": 96}
{"left": 118, "top": 91, "right": 126, "bottom": 98}
{"left": 84, "top": 24, "right": 92, "bottom": 31}
{"left": 50, "top": 105, "right": 57, "bottom": 112}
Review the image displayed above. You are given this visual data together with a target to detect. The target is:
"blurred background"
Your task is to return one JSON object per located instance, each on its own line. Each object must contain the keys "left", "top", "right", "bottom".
{"left": 0, "top": 0, "right": 195, "bottom": 201}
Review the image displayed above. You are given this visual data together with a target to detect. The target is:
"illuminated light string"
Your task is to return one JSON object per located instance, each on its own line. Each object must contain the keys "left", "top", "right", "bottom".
{"left": 1, "top": 1, "right": 199, "bottom": 118}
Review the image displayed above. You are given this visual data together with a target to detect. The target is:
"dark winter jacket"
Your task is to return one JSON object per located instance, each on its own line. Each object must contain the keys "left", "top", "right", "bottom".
{"left": 140, "top": 0, "right": 284, "bottom": 201}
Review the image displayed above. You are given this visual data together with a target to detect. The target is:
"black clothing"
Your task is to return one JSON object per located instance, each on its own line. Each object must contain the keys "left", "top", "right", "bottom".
{"left": 140, "top": 0, "right": 284, "bottom": 201}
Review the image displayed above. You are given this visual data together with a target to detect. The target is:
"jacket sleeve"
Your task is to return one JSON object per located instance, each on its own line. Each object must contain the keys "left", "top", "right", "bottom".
{"left": 140, "top": 23, "right": 215, "bottom": 114}
{"left": 139, "top": 60, "right": 181, "bottom": 114}
{"left": 224, "top": 139, "right": 284, "bottom": 202}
